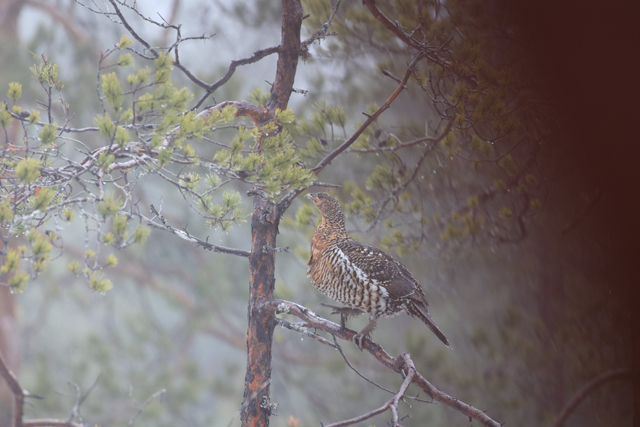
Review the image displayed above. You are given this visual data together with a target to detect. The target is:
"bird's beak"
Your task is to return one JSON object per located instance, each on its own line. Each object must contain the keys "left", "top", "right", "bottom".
{"left": 304, "top": 193, "right": 315, "bottom": 200}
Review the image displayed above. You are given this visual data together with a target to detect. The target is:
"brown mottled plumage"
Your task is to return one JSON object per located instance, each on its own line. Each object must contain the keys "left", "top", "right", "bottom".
{"left": 305, "top": 192, "right": 450, "bottom": 349}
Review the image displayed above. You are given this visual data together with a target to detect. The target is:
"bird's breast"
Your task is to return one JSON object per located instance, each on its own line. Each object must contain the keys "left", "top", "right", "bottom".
{"left": 308, "top": 245, "right": 398, "bottom": 317}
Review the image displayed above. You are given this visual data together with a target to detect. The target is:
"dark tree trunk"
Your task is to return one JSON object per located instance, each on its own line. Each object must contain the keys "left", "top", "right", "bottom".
{"left": 241, "top": 2, "right": 301, "bottom": 426}
{"left": 241, "top": 197, "right": 279, "bottom": 427}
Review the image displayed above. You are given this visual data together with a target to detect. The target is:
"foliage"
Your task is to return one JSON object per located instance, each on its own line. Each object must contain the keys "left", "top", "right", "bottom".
{"left": 299, "top": 0, "right": 552, "bottom": 253}
{"left": 0, "top": 35, "right": 315, "bottom": 293}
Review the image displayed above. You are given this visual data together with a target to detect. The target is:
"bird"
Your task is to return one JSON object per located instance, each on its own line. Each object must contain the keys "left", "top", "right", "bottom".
{"left": 305, "top": 192, "right": 450, "bottom": 350}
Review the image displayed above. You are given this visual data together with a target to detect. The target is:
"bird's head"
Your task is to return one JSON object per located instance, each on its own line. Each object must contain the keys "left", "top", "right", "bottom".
{"left": 304, "top": 193, "right": 345, "bottom": 224}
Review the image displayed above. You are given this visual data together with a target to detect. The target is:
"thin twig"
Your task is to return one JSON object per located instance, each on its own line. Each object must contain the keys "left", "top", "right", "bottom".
{"left": 324, "top": 354, "right": 416, "bottom": 427}
{"left": 128, "top": 388, "right": 167, "bottom": 426}
{"left": 311, "top": 52, "right": 426, "bottom": 174}
{"left": 147, "top": 205, "right": 251, "bottom": 257}
{"left": 331, "top": 336, "right": 396, "bottom": 395}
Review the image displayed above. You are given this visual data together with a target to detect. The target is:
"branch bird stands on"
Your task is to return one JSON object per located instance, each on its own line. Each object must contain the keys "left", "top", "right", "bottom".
{"left": 305, "top": 193, "right": 451, "bottom": 350}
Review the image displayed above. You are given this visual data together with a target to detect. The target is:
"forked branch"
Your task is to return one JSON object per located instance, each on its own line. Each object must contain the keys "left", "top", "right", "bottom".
{"left": 324, "top": 354, "right": 416, "bottom": 427}
{"left": 0, "top": 349, "right": 84, "bottom": 427}
{"left": 268, "top": 299, "right": 501, "bottom": 427}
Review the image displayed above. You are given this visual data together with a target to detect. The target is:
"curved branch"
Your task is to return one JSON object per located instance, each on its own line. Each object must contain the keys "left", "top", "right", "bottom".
{"left": 362, "top": 0, "right": 477, "bottom": 88}
{"left": 0, "top": 348, "right": 23, "bottom": 427}
{"left": 347, "top": 121, "right": 452, "bottom": 153}
{"left": 362, "top": 0, "right": 423, "bottom": 50}
{"left": 267, "top": 299, "right": 501, "bottom": 427}
{"left": 108, "top": 0, "right": 158, "bottom": 57}
{"left": 311, "top": 53, "right": 425, "bottom": 174}
{"left": 192, "top": 46, "right": 281, "bottom": 110}
{"left": 551, "top": 368, "right": 631, "bottom": 427}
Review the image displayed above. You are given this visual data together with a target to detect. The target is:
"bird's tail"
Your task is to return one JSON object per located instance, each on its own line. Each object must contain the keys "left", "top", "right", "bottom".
{"left": 408, "top": 301, "right": 451, "bottom": 349}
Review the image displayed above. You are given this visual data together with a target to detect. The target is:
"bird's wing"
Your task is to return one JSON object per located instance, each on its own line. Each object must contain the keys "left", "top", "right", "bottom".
{"left": 336, "top": 239, "right": 422, "bottom": 301}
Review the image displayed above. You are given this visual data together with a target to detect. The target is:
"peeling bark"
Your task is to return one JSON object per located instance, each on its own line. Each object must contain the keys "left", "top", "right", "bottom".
{"left": 241, "top": 197, "right": 278, "bottom": 427}
{"left": 266, "top": 0, "right": 303, "bottom": 113}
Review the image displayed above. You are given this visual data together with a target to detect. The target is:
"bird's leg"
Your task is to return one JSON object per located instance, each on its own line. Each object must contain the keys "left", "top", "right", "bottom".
{"left": 320, "top": 303, "right": 365, "bottom": 329}
{"left": 353, "top": 317, "right": 378, "bottom": 351}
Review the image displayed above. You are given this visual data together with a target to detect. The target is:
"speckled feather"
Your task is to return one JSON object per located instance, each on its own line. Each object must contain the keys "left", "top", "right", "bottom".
{"left": 305, "top": 192, "right": 450, "bottom": 348}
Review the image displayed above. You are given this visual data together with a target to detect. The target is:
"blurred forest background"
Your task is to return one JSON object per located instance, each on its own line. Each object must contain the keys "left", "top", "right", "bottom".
{"left": 0, "top": 0, "right": 638, "bottom": 427}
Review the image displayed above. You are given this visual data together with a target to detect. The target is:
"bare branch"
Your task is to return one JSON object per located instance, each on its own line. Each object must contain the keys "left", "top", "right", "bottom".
{"left": 107, "top": 0, "right": 159, "bottom": 57}
{"left": 331, "top": 336, "right": 396, "bottom": 395}
{"left": 269, "top": 300, "right": 501, "bottom": 427}
{"left": 128, "top": 388, "right": 167, "bottom": 426}
{"left": 551, "top": 369, "right": 631, "bottom": 427}
{"left": 311, "top": 52, "right": 426, "bottom": 174}
{"left": 362, "top": 0, "right": 423, "bottom": 50}
{"left": 192, "top": 47, "right": 281, "bottom": 111}
{"left": 300, "top": 0, "right": 342, "bottom": 55}
{"left": 0, "top": 349, "right": 84, "bottom": 427}
{"left": 0, "top": 348, "right": 24, "bottom": 427}
{"left": 324, "top": 354, "right": 415, "bottom": 427}
{"left": 147, "top": 205, "right": 251, "bottom": 257}
{"left": 348, "top": 121, "right": 452, "bottom": 153}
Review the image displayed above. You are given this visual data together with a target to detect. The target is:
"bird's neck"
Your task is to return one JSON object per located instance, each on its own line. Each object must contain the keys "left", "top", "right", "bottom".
{"left": 316, "top": 215, "right": 349, "bottom": 242}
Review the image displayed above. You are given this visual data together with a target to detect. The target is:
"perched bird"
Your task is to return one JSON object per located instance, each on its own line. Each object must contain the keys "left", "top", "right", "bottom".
{"left": 305, "top": 192, "right": 450, "bottom": 350}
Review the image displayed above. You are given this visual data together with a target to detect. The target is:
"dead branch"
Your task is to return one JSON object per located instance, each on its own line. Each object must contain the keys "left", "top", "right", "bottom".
{"left": 147, "top": 204, "right": 251, "bottom": 257}
{"left": 0, "top": 349, "right": 84, "bottom": 427}
{"left": 128, "top": 388, "right": 167, "bottom": 426}
{"left": 269, "top": 299, "right": 501, "bottom": 427}
{"left": 0, "top": 348, "right": 23, "bottom": 427}
{"left": 311, "top": 52, "right": 426, "bottom": 175}
{"left": 324, "top": 354, "right": 415, "bottom": 427}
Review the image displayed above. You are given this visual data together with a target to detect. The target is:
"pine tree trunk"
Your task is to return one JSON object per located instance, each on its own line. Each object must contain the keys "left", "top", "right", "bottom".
{"left": 241, "top": 1, "right": 302, "bottom": 425}
{"left": 241, "top": 197, "right": 278, "bottom": 427}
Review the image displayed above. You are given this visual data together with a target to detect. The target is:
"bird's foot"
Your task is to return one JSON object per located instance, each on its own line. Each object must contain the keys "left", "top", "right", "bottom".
{"left": 320, "top": 304, "right": 365, "bottom": 329}
{"left": 352, "top": 333, "right": 369, "bottom": 351}
{"left": 352, "top": 318, "right": 377, "bottom": 351}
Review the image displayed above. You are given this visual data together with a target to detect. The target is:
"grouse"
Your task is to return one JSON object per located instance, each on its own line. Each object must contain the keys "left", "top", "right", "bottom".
{"left": 305, "top": 192, "right": 450, "bottom": 350}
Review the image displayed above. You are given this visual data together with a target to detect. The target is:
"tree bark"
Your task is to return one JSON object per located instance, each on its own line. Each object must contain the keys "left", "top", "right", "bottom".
{"left": 242, "top": 0, "right": 302, "bottom": 422}
{"left": 241, "top": 197, "right": 279, "bottom": 427}
{"left": 265, "top": 0, "right": 303, "bottom": 113}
